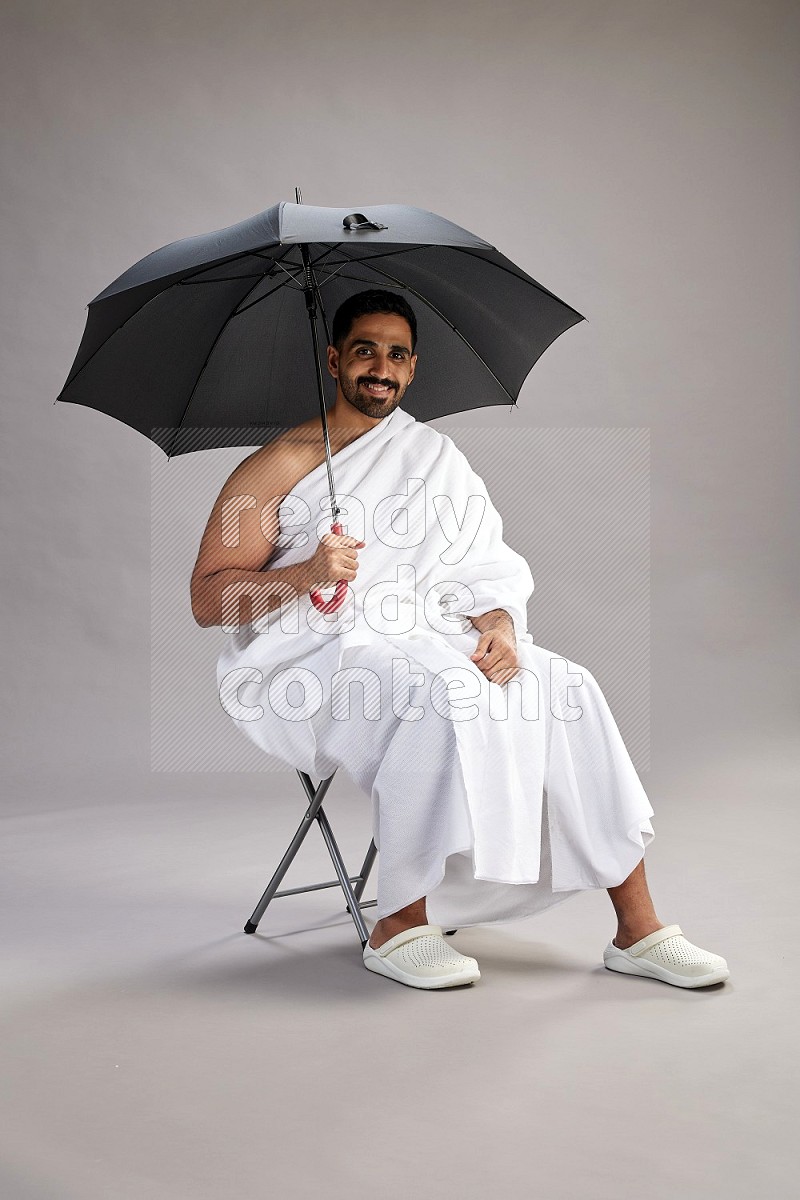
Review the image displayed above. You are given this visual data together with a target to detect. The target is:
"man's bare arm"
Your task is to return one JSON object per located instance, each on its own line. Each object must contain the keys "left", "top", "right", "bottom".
{"left": 190, "top": 441, "right": 312, "bottom": 629}
{"left": 191, "top": 560, "right": 316, "bottom": 629}
{"left": 190, "top": 439, "right": 364, "bottom": 628}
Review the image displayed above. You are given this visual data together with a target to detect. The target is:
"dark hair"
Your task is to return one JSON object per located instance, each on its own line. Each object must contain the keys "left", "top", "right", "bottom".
{"left": 331, "top": 289, "right": 417, "bottom": 354}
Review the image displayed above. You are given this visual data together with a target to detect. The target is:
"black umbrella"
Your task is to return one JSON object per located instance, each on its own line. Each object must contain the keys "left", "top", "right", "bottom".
{"left": 56, "top": 189, "right": 585, "bottom": 611}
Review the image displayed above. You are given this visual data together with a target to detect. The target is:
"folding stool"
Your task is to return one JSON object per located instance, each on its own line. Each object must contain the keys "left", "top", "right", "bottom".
{"left": 243, "top": 769, "right": 378, "bottom": 948}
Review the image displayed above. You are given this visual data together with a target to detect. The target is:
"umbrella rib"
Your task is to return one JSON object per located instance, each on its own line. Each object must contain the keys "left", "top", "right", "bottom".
{"left": 233, "top": 273, "right": 303, "bottom": 316}
{"left": 56, "top": 246, "right": 298, "bottom": 401}
{"left": 452, "top": 246, "right": 587, "bottom": 320}
{"left": 317, "top": 271, "right": 406, "bottom": 289}
{"left": 312, "top": 262, "right": 352, "bottom": 288}
{"left": 260, "top": 243, "right": 345, "bottom": 290}
{"left": 280, "top": 243, "right": 423, "bottom": 293}
{"left": 231, "top": 243, "right": 347, "bottom": 317}
{"left": 230, "top": 241, "right": 408, "bottom": 320}
{"left": 312, "top": 244, "right": 428, "bottom": 291}
{"left": 316, "top": 244, "right": 423, "bottom": 272}
{"left": 269, "top": 259, "right": 305, "bottom": 290}
{"left": 235, "top": 244, "right": 431, "bottom": 305}
{"left": 334, "top": 247, "right": 517, "bottom": 404}
{"left": 234, "top": 244, "right": 342, "bottom": 314}
{"left": 166, "top": 270, "right": 279, "bottom": 459}
{"left": 305, "top": 243, "right": 418, "bottom": 272}
{"left": 179, "top": 273, "right": 267, "bottom": 283}
{"left": 308, "top": 243, "right": 343, "bottom": 268}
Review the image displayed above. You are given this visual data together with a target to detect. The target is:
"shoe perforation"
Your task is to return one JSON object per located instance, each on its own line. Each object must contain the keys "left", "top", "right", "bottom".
{"left": 645, "top": 935, "right": 722, "bottom": 967}
{"left": 389, "top": 934, "right": 474, "bottom": 969}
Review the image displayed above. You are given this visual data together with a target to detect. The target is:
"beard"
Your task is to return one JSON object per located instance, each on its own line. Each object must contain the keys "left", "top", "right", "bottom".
{"left": 338, "top": 369, "right": 407, "bottom": 418}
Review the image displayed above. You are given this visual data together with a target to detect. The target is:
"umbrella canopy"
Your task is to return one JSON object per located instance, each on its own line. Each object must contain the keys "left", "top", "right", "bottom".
{"left": 56, "top": 200, "right": 586, "bottom": 457}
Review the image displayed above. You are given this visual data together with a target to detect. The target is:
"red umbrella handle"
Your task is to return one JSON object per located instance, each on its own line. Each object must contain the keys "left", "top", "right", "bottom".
{"left": 309, "top": 522, "right": 349, "bottom": 613}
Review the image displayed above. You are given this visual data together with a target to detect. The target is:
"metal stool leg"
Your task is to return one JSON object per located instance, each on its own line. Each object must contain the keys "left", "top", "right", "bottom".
{"left": 348, "top": 838, "right": 378, "bottom": 906}
{"left": 244, "top": 770, "right": 378, "bottom": 947}
{"left": 344, "top": 838, "right": 377, "bottom": 928}
{"left": 314, "top": 806, "right": 370, "bottom": 946}
{"left": 243, "top": 771, "right": 335, "bottom": 934}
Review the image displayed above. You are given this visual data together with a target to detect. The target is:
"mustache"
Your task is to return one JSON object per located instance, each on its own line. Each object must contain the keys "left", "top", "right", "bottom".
{"left": 359, "top": 377, "right": 396, "bottom": 390}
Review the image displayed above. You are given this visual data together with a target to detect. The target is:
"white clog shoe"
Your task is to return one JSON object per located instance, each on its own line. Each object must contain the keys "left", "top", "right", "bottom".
{"left": 603, "top": 923, "right": 729, "bottom": 988}
{"left": 363, "top": 924, "right": 481, "bottom": 990}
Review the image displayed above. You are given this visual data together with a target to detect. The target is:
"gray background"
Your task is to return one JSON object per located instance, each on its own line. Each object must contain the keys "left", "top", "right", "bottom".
{"left": 1, "top": 2, "right": 798, "bottom": 1198}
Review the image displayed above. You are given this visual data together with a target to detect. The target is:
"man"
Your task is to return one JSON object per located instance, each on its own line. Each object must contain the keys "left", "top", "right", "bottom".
{"left": 191, "top": 289, "right": 729, "bottom": 993}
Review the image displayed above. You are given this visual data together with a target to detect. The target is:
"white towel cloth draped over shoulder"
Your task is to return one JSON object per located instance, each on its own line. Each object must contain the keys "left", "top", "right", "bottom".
{"left": 217, "top": 405, "right": 655, "bottom": 928}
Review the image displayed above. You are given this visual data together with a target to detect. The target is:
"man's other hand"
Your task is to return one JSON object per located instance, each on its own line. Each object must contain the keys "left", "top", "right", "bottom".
{"left": 469, "top": 628, "right": 520, "bottom": 685}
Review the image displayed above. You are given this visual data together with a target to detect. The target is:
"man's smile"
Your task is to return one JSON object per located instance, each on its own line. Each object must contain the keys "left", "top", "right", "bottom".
{"left": 361, "top": 379, "right": 395, "bottom": 397}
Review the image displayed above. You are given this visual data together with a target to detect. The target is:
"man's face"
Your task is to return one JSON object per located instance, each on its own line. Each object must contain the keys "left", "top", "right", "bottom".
{"left": 327, "top": 312, "right": 417, "bottom": 419}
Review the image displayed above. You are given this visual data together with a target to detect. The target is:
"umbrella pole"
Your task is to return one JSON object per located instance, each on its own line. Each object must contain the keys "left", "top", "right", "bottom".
{"left": 299, "top": 241, "right": 339, "bottom": 525}
{"left": 299, "top": 235, "right": 348, "bottom": 613}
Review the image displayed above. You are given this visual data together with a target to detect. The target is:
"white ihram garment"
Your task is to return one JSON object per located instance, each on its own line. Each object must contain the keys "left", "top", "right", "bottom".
{"left": 216, "top": 405, "right": 655, "bottom": 929}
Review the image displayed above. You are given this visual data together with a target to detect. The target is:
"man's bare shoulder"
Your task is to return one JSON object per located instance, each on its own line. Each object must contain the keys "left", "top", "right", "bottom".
{"left": 229, "top": 419, "right": 330, "bottom": 501}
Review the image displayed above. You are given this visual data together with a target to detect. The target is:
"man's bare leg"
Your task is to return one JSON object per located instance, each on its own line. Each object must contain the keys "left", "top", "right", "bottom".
{"left": 607, "top": 856, "right": 665, "bottom": 948}
{"left": 368, "top": 896, "right": 428, "bottom": 950}
{"left": 367, "top": 857, "right": 662, "bottom": 951}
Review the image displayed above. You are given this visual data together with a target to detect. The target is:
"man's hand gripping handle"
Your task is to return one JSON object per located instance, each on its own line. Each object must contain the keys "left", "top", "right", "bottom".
{"left": 309, "top": 522, "right": 357, "bottom": 614}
